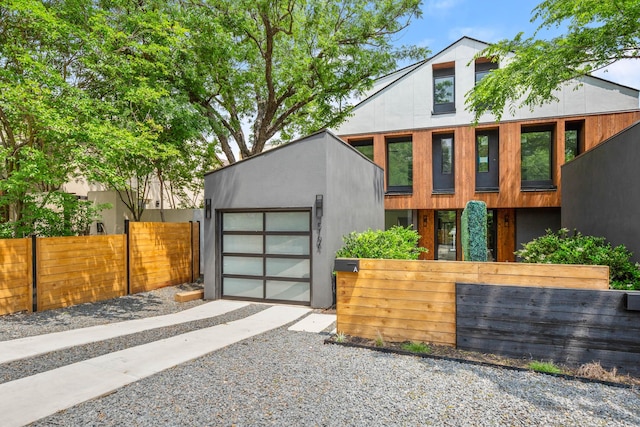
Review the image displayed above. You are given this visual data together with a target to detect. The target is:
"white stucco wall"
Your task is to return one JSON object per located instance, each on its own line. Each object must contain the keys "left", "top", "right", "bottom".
{"left": 336, "top": 37, "right": 639, "bottom": 135}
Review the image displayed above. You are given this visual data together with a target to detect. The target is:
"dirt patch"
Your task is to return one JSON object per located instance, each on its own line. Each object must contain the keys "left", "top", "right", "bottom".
{"left": 326, "top": 335, "right": 640, "bottom": 388}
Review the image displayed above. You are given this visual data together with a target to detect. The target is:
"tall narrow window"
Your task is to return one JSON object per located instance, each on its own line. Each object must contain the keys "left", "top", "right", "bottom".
{"left": 475, "top": 130, "right": 499, "bottom": 191}
{"left": 350, "top": 138, "right": 374, "bottom": 161}
{"left": 433, "top": 66, "right": 455, "bottom": 114}
{"left": 432, "top": 134, "right": 455, "bottom": 193}
{"left": 386, "top": 136, "right": 413, "bottom": 193}
{"left": 435, "top": 210, "right": 457, "bottom": 260}
{"left": 565, "top": 121, "right": 583, "bottom": 162}
{"left": 475, "top": 60, "right": 498, "bottom": 84}
{"left": 521, "top": 126, "right": 555, "bottom": 190}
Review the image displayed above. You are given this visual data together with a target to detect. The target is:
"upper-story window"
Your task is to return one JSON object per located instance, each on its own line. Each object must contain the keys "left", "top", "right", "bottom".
{"left": 432, "top": 133, "right": 455, "bottom": 193}
{"left": 475, "top": 60, "right": 498, "bottom": 84}
{"left": 433, "top": 64, "right": 455, "bottom": 114}
{"left": 564, "top": 121, "right": 584, "bottom": 162}
{"left": 386, "top": 136, "right": 413, "bottom": 193}
{"left": 521, "top": 125, "right": 555, "bottom": 190}
{"left": 350, "top": 138, "right": 374, "bottom": 161}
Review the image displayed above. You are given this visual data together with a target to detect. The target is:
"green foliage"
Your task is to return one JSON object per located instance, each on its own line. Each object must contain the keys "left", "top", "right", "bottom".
{"left": 335, "top": 226, "right": 427, "bottom": 260}
{"left": 516, "top": 229, "right": 640, "bottom": 290}
{"left": 401, "top": 341, "right": 431, "bottom": 354}
{"left": 461, "top": 201, "right": 487, "bottom": 262}
{"left": 466, "top": 0, "right": 640, "bottom": 122}
{"left": 528, "top": 361, "right": 563, "bottom": 374}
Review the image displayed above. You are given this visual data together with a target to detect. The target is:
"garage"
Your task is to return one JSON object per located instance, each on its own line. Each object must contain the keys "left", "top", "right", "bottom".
{"left": 203, "top": 129, "right": 384, "bottom": 308}
{"left": 221, "top": 210, "right": 311, "bottom": 304}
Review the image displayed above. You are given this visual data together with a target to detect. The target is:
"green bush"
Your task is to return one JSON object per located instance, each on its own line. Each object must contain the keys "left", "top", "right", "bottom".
{"left": 516, "top": 228, "right": 640, "bottom": 290}
{"left": 461, "top": 200, "right": 487, "bottom": 261}
{"left": 335, "top": 226, "right": 427, "bottom": 260}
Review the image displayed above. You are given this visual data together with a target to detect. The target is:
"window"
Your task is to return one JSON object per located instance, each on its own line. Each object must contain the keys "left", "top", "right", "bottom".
{"left": 350, "top": 138, "right": 374, "bottom": 161}
{"left": 433, "top": 66, "right": 455, "bottom": 114}
{"left": 521, "top": 126, "right": 555, "bottom": 190}
{"left": 565, "top": 121, "right": 583, "bottom": 162}
{"left": 386, "top": 136, "right": 413, "bottom": 193}
{"left": 432, "top": 134, "right": 455, "bottom": 193}
{"left": 475, "top": 60, "right": 498, "bottom": 84}
{"left": 475, "top": 130, "right": 499, "bottom": 191}
{"left": 385, "top": 210, "right": 414, "bottom": 229}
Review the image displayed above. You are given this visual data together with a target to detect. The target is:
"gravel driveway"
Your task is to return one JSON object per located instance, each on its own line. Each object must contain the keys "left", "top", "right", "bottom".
{"left": 1, "top": 285, "right": 638, "bottom": 426}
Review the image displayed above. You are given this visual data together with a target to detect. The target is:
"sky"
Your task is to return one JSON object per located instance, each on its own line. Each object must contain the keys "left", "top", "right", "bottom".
{"left": 390, "top": 0, "right": 640, "bottom": 90}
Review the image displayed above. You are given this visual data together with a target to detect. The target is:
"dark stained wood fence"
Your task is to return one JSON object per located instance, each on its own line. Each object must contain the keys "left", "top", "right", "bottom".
{"left": 456, "top": 283, "right": 640, "bottom": 376}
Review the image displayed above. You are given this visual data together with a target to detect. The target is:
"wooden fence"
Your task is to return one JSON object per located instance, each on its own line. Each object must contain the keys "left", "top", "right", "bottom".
{"left": 336, "top": 258, "right": 609, "bottom": 346}
{"left": 0, "top": 221, "right": 200, "bottom": 315}
{"left": 456, "top": 284, "right": 640, "bottom": 376}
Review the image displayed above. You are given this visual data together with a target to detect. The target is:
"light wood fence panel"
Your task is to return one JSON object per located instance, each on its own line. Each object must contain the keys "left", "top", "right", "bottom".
{"left": 336, "top": 259, "right": 609, "bottom": 346}
{"left": 36, "top": 235, "right": 127, "bottom": 311}
{"left": 129, "top": 222, "right": 193, "bottom": 293}
{"left": 0, "top": 238, "right": 32, "bottom": 315}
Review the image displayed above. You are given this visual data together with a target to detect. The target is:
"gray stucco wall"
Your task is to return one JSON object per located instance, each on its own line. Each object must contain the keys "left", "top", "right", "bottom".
{"left": 515, "top": 208, "right": 561, "bottom": 256}
{"left": 562, "top": 122, "right": 640, "bottom": 263}
{"left": 203, "top": 130, "right": 384, "bottom": 308}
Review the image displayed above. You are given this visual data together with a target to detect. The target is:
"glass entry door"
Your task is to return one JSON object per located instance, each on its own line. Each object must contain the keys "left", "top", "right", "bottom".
{"left": 221, "top": 210, "right": 311, "bottom": 304}
{"left": 436, "top": 210, "right": 457, "bottom": 260}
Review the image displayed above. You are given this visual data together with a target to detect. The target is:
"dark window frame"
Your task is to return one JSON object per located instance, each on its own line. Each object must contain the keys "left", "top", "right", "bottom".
{"left": 350, "top": 138, "right": 374, "bottom": 161}
{"left": 564, "top": 121, "right": 584, "bottom": 162}
{"left": 475, "top": 61, "right": 498, "bottom": 85}
{"left": 386, "top": 136, "right": 413, "bottom": 194}
{"left": 433, "top": 67, "right": 456, "bottom": 114}
{"left": 432, "top": 133, "right": 455, "bottom": 194}
{"left": 520, "top": 125, "right": 556, "bottom": 190}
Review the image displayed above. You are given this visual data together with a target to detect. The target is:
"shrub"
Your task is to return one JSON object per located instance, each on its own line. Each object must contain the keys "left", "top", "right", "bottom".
{"left": 335, "top": 225, "right": 427, "bottom": 260}
{"left": 516, "top": 228, "right": 640, "bottom": 290}
{"left": 461, "top": 200, "right": 487, "bottom": 261}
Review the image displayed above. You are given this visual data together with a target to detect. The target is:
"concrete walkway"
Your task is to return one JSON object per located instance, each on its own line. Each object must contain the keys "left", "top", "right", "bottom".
{"left": 0, "top": 304, "right": 320, "bottom": 427}
{"left": 0, "top": 300, "right": 250, "bottom": 364}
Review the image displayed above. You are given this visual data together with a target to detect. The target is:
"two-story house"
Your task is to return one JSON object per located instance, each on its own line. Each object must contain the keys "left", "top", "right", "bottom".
{"left": 335, "top": 37, "right": 640, "bottom": 262}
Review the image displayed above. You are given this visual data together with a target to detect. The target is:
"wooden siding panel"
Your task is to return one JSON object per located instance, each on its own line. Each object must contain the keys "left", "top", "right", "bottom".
{"left": 0, "top": 238, "right": 32, "bottom": 315}
{"left": 456, "top": 283, "right": 640, "bottom": 375}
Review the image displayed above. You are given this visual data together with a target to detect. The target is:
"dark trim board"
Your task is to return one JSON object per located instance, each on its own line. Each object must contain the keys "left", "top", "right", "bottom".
{"left": 456, "top": 283, "right": 640, "bottom": 376}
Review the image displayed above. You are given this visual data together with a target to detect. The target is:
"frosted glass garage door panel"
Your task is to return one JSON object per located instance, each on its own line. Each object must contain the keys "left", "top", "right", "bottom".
{"left": 265, "top": 212, "right": 309, "bottom": 232}
{"left": 266, "top": 281, "right": 310, "bottom": 302}
{"left": 223, "top": 278, "right": 263, "bottom": 298}
{"left": 223, "top": 256, "right": 263, "bottom": 276}
{"left": 223, "top": 212, "right": 263, "bottom": 231}
{"left": 266, "top": 258, "right": 310, "bottom": 278}
{"left": 266, "top": 235, "right": 310, "bottom": 255}
{"left": 223, "top": 235, "right": 263, "bottom": 254}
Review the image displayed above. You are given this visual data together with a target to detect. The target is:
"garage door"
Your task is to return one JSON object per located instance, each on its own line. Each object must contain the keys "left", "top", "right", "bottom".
{"left": 221, "top": 210, "right": 311, "bottom": 304}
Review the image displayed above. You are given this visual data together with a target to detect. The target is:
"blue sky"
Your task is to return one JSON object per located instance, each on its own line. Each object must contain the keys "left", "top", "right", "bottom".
{"left": 391, "top": 0, "right": 640, "bottom": 89}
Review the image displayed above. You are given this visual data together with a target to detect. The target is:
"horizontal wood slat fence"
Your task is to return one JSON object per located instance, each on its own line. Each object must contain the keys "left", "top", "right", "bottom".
{"left": 457, "top": 284, "right": 640, "bottom": 376}
{"left": 336, "top": 258, "right": 610, "bottom": 347}
{"left": 0, "top": 221, "right": 200, "bottom": 316}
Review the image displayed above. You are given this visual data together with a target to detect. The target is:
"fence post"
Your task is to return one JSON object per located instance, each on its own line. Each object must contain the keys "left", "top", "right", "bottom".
{"left": 196, "top": 220, "right": 201, "bottom": 279}
{"left": 125, "top": 220, "right": 130, "bottom": 295}
{"left": 31, "top": 235, "right": 37, "bottom": 312}
{"left": 189, "top": 221, "right": 194, "bottom": 283}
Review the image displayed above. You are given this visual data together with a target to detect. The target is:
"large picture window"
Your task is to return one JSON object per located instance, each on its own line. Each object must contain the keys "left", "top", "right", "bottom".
{"left": 521, "top": 126, "right": 555, "bottom": 190}
{"left": 386, "top": 136, "right": 413, "bottom": 193}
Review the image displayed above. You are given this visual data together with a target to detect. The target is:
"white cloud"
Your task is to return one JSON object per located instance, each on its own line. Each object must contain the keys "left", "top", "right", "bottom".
{"left": 424, "top": 0, "right": 461, "bottom": 14}
{"left": 593, "top": 59, "right": 640, "bottom": 90}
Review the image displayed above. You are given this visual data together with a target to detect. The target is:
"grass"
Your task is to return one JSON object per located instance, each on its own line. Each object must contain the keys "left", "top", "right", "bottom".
{"left": 528, "top": 361, "right": 563, "bottom": 374}
{"left": 335, "top": 331, "right": 347, "bottom": 343}
{"left": 401, "top": 341, "right": 431, "bottom": 354}
{"left": 374, "top": 331, "right": 385, "bottom": 347}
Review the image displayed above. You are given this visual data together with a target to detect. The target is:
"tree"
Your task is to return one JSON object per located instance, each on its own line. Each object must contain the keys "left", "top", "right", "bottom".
{"left": 466, "top": 0, "right": 640, "bottom": 122}
{"left": 177, "top": 0, "right": 427, "bottom": 164}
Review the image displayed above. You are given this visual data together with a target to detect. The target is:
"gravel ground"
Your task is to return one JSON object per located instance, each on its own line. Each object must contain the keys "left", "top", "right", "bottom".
{"left": 1, "top": 285, "right": 639, "bottom": 426}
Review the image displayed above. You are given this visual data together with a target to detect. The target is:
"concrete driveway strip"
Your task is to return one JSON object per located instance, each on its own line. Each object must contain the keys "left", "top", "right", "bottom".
{"left": 0, "top": 300, "right": 249, "bottom": 364}
{"left": 0, "top": 305, "right": 311, "bottom": 427}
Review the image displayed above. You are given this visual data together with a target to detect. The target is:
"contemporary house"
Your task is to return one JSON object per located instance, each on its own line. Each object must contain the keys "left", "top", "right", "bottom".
{"left": 202, "top": 130, "right": 384, "bottom": 308}
{"left": 335, "top": 37, "right": 640, "bottom": 261}
{"left": 562, "top": 120, "right": 640, "bottom": 263}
